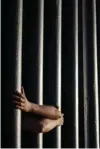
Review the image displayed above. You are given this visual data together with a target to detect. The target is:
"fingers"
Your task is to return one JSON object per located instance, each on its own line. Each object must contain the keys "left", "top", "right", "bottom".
{"left": 61, "top": 117, "right": 64, "bottom": 125}
{"left": 12, "top": 86, "right": 25, "bottom": 97}
{"left": 62, "top": 113, "right": 64, "bottom": 116}
{"left": 61, "top": 116, "right": 64, "bottom": 125}
{"left": 16, "top": 105, "right": 24, "bottom": 110}
{"left": 57, "top": 116, "right": 64, "bottom": 126}
{"left": 12, "top": 100, "right": 24, "bottom": 107}
{"left": 12, "top": 87, "right": 26, "bottom": 111}
{"left": 12, "top": 94, "right": 25, "bottom": 110}
{"left": 12, "top": 99, "right": 24, "bottom": 111}
{"left": 62, "top": 118, "right": 64, "bottom": 124}
{"left": 12, "top": 91, "right": 24, "bottom": 99}
{"left": 21, "top": 86, "right": 25, "bottom": 96}
{"left": 12, "top": 95, "right": 25, "bottom": 103}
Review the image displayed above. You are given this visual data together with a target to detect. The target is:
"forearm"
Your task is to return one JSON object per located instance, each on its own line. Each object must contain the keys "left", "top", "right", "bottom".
{"left": 22, "top": 115, "right": 61, "bottom": 133}
{"left": 29, "top": 102, "right": 61, "bottom": 120}
{"left": 12, "top": 87, "right": 62, "bottom": 119}
{"left": 39, "top": 119, "right": 59, "bottom": 133}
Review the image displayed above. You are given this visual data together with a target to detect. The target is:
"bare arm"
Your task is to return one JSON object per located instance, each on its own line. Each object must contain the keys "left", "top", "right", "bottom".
{"left": 22, "top": 113, "right": 64, "bottom": 133}
{"left": 12, "top": 86, "right": 62, "bottom": 120}
{"left": 29, "top": 103, "right": 61, "bottom": 120}
{"left": 39, "top": 116, "right": 64, "bottom": 133}
{"left": 22, "top": 114, "right": 43, "bottom": 133}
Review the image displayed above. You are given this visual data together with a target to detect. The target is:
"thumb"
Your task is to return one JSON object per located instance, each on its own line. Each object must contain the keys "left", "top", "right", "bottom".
{"left": 21, "top": 86, "right": 25, "bottom": 96}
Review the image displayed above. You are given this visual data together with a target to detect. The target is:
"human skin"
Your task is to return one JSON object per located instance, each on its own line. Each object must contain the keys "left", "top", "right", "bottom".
{"left": 22, "top": 113, "right": 64, "bottom": 133}
{"left": 12, "top": 86, "right": 64, "bottom": 133}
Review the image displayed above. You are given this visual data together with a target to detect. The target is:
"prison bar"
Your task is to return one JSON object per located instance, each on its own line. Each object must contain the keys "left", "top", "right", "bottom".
{"left": 55, "top": 0, "right": 62, "bottom": 148}
{"left": 13, "top": 0, "right": 23, "bottom": 148}
{"left": 82, "top": 0, "right": 89, "bottom": 147}
{"left": 92, "top": 0, "right": 100, "bottom": 148}
{"left": 74, "top": 0, "right": 79, "bottom": 148}
{"left": 37, "top": 0, "right": 44, "bottom": 148}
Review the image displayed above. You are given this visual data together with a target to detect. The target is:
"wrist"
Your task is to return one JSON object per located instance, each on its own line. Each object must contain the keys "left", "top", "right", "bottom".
{"left": 28, "top": 102, "right": 38, "bottom": 113}
{"left": 27, "top": 101, "right": 32, "bottom": 112}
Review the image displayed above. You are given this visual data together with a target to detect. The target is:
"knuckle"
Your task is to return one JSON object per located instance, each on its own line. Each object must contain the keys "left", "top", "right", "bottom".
{"left": 23, "top": 99, "right": 25, "bottom": 102}
{"left": 21, "top": 106, "right": 23, "bottom": 109}
{"left": 21, "top": 103, "right": 23, "bottom": 106}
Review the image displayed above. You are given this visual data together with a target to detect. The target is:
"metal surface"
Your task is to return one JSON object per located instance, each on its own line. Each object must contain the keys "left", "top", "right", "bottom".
{"left": 74, "top": 0, "right": 79, "bottom": 148}
{"left": 13, "top": 0, "right": 23, "bottom": 148}
{"left": 37, "top": 0, "right": 44, "bottom": 148}
{"left": 82, "top": 0, "right": 89, "bottom": 147}
{"left": 56, "top": 0, "right": 62, "bottom": 148}
{"left": 92, "top": 0, "right": 100, "bottom": 148}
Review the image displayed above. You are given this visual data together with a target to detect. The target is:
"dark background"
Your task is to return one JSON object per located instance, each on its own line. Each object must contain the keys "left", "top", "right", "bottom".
{"left": 2, "top": 0, "right": 100, "bottom": 148}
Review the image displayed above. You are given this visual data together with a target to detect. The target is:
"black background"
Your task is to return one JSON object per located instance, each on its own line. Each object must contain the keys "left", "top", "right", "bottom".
{"left": 2, "top": 0, "right": 100, "bottom": 148}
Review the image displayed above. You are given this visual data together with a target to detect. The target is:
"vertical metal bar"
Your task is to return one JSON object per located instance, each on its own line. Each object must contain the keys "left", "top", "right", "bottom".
{"left": 82, "top": 0, "right": 89, "bottom": 147}
{"left": 56, "top": 0, "right": 62, "bottom": 148}
{"left": 92, "top": 0, "right": 100, "bottom": 148}
{"left": 74, "top": 0, "right": 79, "bottom": 148}
{"left": 13, "top": 0, "right": 23, "bottom": 148}
{"left": 37, "top": 0, "right": 44, "bottom": 148}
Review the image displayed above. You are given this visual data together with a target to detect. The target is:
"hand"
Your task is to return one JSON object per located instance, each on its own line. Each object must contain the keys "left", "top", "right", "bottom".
{"left": 56, "top": 113, "right": 64, "bottom": 126}
{"left": 12, "top": 86, "right": 31, "bottom": 112}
